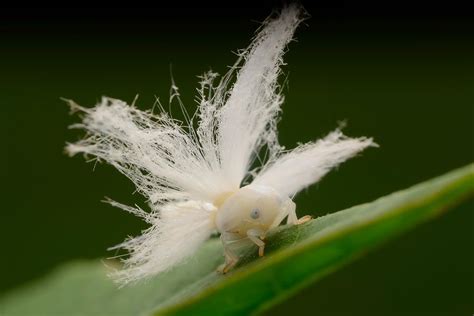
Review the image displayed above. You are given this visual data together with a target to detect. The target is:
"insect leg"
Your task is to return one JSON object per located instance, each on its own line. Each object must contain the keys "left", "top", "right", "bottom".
{"left": 269, "top": 198, "right": 294, "bottom": 229}
{"left": 247, "top": 228, "right": 266, "bottom": 257}
{"left": 286, "top": 199, "right": 312, "bottom": 225}
{"left": 218, "top": 233, "right": 241, "bottom": 273}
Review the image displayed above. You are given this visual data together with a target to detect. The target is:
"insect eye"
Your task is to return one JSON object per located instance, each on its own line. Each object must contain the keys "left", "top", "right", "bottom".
{"left": 250, "top": 208, "right": 260, "bottom": 219}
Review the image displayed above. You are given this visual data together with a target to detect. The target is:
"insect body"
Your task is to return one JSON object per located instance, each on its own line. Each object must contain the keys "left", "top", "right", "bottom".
{"left": 215, "top": 185, "right": 310, "bottom": 272}
{"left": 67, "top": 5, "right": 375, "bottom": 285}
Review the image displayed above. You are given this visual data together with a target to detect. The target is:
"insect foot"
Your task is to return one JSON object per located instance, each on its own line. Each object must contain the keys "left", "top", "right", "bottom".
{"left": 295, "top": 215, "right": 312, "bottom": 225}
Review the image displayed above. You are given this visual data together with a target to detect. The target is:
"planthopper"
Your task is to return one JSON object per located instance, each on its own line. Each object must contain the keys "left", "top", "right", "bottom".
{"left": 66, "top": 5, "right": 376, "bottom": 284}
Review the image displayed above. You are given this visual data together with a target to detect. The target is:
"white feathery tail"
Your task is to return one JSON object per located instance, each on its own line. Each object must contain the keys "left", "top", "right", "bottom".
{"left": 66, "top": 4, "right": 376, "bottom": 285}
{"left": 108, "top": 201, "right": 216, "bottom": 284}
{"left": 253, "top": 128, "right": 377, "bottom": 198}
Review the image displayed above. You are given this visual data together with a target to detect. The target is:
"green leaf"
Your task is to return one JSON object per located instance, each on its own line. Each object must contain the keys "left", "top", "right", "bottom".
{"left": 1, "top": 164, "right": 473, "bottom": 316}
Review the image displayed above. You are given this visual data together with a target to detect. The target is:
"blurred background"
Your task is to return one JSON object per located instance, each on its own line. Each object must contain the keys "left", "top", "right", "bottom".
{"left": 1, "top": 1, "right": 473, "bottom": 315}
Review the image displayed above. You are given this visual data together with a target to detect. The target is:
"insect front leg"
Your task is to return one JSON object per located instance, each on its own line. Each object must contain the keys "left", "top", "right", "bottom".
{"left": 247, "top": 228, "right": 266, "bottom": 257}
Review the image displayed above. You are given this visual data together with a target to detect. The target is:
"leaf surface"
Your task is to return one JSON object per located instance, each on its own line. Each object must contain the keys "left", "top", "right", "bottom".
{"left": 1, "top": 164, "right": 472, "bottom": 316}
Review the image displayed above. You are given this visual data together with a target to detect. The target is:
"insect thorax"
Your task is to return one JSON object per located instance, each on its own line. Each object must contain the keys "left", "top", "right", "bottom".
{"left": 214, "top": 185, "right": 287, "bottom": 237}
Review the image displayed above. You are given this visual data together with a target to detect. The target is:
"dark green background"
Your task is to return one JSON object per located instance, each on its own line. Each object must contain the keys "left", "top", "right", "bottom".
{"left": 1, "top": 4, "right": 473, "bottom": 315}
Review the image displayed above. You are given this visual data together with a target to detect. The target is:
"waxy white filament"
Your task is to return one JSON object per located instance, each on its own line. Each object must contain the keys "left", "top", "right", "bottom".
{"left": 67, "top": 5, "right": 376, "bottom": 285}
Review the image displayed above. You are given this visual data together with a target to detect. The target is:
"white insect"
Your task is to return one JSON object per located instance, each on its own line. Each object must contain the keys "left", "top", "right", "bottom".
{"left": 66, "top": 5, "right": 376, "bottom": 284}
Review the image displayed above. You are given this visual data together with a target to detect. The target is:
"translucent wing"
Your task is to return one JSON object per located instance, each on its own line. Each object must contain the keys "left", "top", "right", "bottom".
{"left": 110, "top": 200, "right": 215, "bottom": 285}
{"left": 196, "top": 5, "right": 304, "bottom": 189}
{"left": 253, "top": 129, "right": 377, "bottom": 197}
